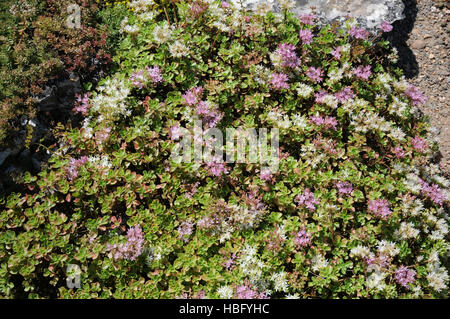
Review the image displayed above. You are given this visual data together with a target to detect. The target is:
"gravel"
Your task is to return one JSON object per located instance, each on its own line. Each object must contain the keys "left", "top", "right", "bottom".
{"left": 389, "top": 0, "right": 449, "bottom": 175}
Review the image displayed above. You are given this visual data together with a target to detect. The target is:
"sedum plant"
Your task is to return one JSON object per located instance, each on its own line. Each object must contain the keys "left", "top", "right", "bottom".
{"left": 0, "top": 0, "right": 449, "bottom": 299}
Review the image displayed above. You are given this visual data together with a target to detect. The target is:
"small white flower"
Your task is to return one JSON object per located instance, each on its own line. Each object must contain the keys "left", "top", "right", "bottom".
{"left": 311, "top": 254, "right": 329, "bottom": 272}
{"left": 217, "top": 285, "right": 234, "bottom": 299}
{"left": 153, "top": 24, "right": 172, "bottom": 44}
{"left": 169, "top": 41, "right": 190, "bottom": 58}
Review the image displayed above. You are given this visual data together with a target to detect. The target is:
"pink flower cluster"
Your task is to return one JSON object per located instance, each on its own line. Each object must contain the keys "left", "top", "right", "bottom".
{"left": 295, "top": 188, "right": 319, "bottom": 212}
{"left": 196, "top": 101, "right": 223, "bottom": 128}
{"left": 395, "top": 266, "right": 416, "bottom": 288}
{"left": 178, "top": 221, "right": 194, "bottom": 242}
{"left": 182, "top": 86, "right": 205, "bottom": 106}
{"left": 106, "top": 225, "right": 144, "bottom": 261}
{"left": 294, "top": 229, "right": 311, "bottom": 247}
{"left": 191, "top": 0, "right": 209, "bottom": 17}
{"left": 73, "top": 93, "right": 90, "bottom": 116}
{"left": 276, "top": 43, "right": 301, "bottom": 68}
{"left": 169, "top": 125, "right": 182, "bottom": 140}
{"left": 146, "top": 66, "right": 164, "bottom": 83}
{"left": 419, "top": 179, "right": 445, "bottom": 205}
{"left": 233, "top": 284, "right": 269, "bottom": 299}
{"left": 411, "top": 135, "right": 428, "bottom": 153}
{"left": 130, "top": 66, "right": 163, "bottom": 88}
{"left": 367, "top": 199, "right": 392, "bottom": 219}
{"left": 335, "top": 181, "right": 353, "bottom": 195}
{"left": 271, "top": 72, "right": 290, "bottom": 90}
{"left": 299, "top": 13, "right": 316, "bottom": 26}
{"left": 66, "top": 156, "right": 88, "bottom": 180}
{"left": 259, "top": 167, "right": 273, "bottom": 181}
{"left": 315, "top": 90, "right": 328, "bottom": 103}
{"left": 223, "top": 252, "right": 237, "bottom": 270}
{"left": 405, "top": 85, "right": 427, "bottom": 106}
{"left": 331, "top": 46, "right": 342, "bottom": 59}
{"left": 205, "top": 158, "right": 229, "bottom": 176}
{"left": 220, "top": 1, "right": 230, "bottom": 9}
{"left": 353, "top": 65, "right": 372, "bottom": 80}
{"left": 182, "top": 87, "right": 223, "bottom": 127}
{"left": 391, "top": 146, "right": 406, "bottom": 159}
{"left": 365, "top": 254, "right": 389, "bottom": 269}
{"left": 380, "top": 21, "right": 393, "bottom": 33}
{"left": 310, "top": 115, "right": 338, "bottom": 130}
{"left": 130, "top": 70, "right": 147, "bottom": 89}
{"left": 349, "top": 26, "right": 369, "bottom": 40}
{"left": 95, "top": 127, "right": 111, "bottom": 145}
{"left": 299, "top": 29, "right": 314, "bottom": 45}
{"left": 335, "top": 87, "right": 355, "bottom": 102}
{"left": 306, "top": 66, "right": 324, "bottom": 83}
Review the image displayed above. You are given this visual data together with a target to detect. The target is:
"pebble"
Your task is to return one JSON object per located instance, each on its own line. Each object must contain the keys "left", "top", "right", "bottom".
{"left": 411, "top": 39, "right": 427, "bottom": 49}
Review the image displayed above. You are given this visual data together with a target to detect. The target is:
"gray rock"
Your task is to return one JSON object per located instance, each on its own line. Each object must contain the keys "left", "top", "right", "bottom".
{"left": 0, "top": 149, "right": 13, "bottom": 167}
{"left": 231, "top": 0, "right": 405, "bottom": 33}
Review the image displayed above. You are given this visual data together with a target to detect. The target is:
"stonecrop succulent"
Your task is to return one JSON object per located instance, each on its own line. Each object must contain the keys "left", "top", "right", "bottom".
{"left": 0, "top": 0, "right": 449, "bottom": 299}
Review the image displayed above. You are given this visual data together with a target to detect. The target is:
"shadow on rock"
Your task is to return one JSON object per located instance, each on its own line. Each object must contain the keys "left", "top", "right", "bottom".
{"left": 386, "top": 0, "right": 419, "bottom": 78}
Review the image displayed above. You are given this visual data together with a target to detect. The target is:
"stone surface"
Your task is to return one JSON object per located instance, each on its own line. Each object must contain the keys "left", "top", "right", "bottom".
{"left": 232, "top": 0, "right": 405, "bottom": 32}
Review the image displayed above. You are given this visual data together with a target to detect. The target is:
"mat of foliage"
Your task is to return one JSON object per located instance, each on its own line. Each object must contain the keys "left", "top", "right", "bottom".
{"left": 0, "top": 0, "right": 122, "bottom": 149}
{"left": 1, "top": 0, "right": 449, "bottom": 299}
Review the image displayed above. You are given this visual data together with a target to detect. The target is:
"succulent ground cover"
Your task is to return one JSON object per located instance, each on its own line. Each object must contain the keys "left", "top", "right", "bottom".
{"left": 0, "top": 0, "right": 449, "bottom": 299}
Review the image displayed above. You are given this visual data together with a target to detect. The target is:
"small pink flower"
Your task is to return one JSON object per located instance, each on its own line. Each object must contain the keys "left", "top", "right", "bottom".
{"left": 73, "top": 93, "right": 90, "bottom": 116}
{"left": 306, "top": 66, "right": 323, "bottom": 83}
{"left": 295, "top": 188, "right": 319, "bottom": 212}
{"left": 146, "top": 66, "right": 163, "bottom": 83}
{"left": 335, "top": 181, "right": 353, "bottom": 195}
{"left": 276, "top": 43, "right": 301, "bottom": 68}
{"left": 315, "top": 90, "right": 328, "bottom": 103}
{"left": 349, "top": 26, "right": 369, "bottom": 40}
{"left": 299, "top": 29, "right": 314, "bottom": 45}
{"left": 392, "top": 146, "right": 406, "bottom": 159}
{"left": 367, "top": 199, "right": 392, "bottom": 219}
{"left": 405, "top": 85, "right": 427, "bottom": 106}
{"left": 419, "top": 179, "right": 445, "bottom": 205}
{"left": 271, "top": 72, "right": 290, "bottom": 90}
{"left": 353, "top": 65, "right": 372, "bottom": 80}
{"left": 395, "top": 266, "right": 416, "bottom": 288}
{"left": 411, "top": 135, "right": 428, "bottom": 153}
{"left": 170, "top": 125, "right": 182, "bottom": 140}
{"left": 335, "top": 87, "right": 355, "bottom": 102}
{"left": 294, "top": 229, "right": 311, "bottom": 247}
{"left": 331, "top": 46, "right": 342, "bottom": 59}
{"left": 380, "top": 21, "right": 393, "bottom": 33}
{"left": 299, "top": 13, "right": 316, "bottom": 26}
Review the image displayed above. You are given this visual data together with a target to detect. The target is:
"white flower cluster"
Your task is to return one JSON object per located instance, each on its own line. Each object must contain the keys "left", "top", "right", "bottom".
{"left": 217, "top": 285, "right": 234, "bottom": 299}
{"left": 169, "top": 40, "right": 190, "bottom": 58}
{"left": 426, "top": 258, "right": 449, "bottom": 292}
{"left": 88, "top": 155, "right": 112, "bottom": 169}
{"left": 90, "top": 77, "right": 131, "bottom": 119}
{"left": 153, "top": 23, "right": 173, "bottom": 44}
{"left": 270, "top": 271, "right": 289, "bottom": 292}
{"left": 129, "top": 0, "right": 154, "bottom": 12}
{"left": 367, "top": 270, "right": 387, "bottom": 291}
{"left": 377, "top": 240, "right": 400, "bottom": 258}
{"left": 239, "top": 244, "right": 266, "bottom": 284}
{"left": 120, "top": 17, "right": 140, "bottom": 36}
{"left": 266, "top": 111, "right": 291, "bottom": 130}
{"left": 395, "top": 222, "right": 420, "bottom": 240}
{"left": 350, "top": 245, "right": 371, "bottom": 258}
{"left": 311, "top": 253, "right": 329, "bottom": 272}
{"left": 296, "top": 83, "right": 314, "bottom": 99}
